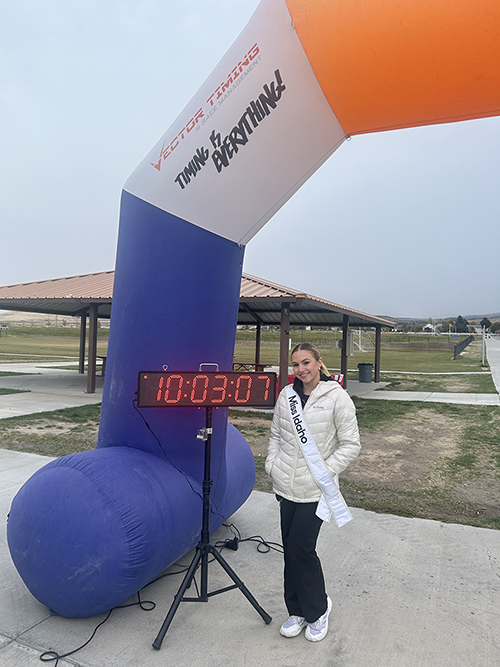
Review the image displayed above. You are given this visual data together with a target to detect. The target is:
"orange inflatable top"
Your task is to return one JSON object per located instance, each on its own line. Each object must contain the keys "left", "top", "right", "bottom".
{"left": 286, "top": 0, "right": 500, "bottom": 135}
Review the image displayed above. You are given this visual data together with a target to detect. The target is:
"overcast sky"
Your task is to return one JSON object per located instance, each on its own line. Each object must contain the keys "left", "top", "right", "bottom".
{"left": 1, "top": 0, "right": 499, "bottom": 319}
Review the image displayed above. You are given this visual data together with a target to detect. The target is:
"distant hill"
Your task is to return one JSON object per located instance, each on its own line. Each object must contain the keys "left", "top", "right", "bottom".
{"left": 462, "top": 313, "right": 500, "bottom": 320}
{"left": 378, "top": 317, "right": 427, "bottom": 325}
{"left": 380, "top": 314, "right": 500, "bottom": 323}
{"left": 0, "top": 312, "right": 79, "bottom": 325}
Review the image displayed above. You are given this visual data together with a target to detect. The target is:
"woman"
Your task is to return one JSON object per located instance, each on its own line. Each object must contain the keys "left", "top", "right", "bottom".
{"left": 265, "top": 342, "right": 361, "bottom": 642}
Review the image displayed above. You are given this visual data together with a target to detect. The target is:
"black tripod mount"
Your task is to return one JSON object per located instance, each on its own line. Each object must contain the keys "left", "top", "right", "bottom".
{"left": 152, "top": 407, "right": 272, "bottom": 650}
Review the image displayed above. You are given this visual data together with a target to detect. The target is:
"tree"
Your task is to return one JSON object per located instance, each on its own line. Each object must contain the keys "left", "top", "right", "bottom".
{"left": 491, "top": 322, "right": 500, "bottom": 333}
{"left": 480, "top": 317, "right": 492, "bottom": 330}
{"left": 455, "top": 315, "right": 469, "bottom": 333}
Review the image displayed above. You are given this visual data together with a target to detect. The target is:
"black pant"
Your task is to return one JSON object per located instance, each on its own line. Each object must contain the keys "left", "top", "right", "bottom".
{"left": 280, "top": 498, "right": 327, "bottom": 623}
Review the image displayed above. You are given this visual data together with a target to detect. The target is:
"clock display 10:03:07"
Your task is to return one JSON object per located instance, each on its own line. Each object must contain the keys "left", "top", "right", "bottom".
{"left": 137, "top": 371, "right": 277, "bottom": 408}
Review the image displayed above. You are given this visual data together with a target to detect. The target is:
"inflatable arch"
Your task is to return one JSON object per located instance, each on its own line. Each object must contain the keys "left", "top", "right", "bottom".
{"left": 7, "top": 0, "right": 500, "bottom": 618}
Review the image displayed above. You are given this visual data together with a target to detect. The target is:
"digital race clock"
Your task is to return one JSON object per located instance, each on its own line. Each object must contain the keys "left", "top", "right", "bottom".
{"left": 137, "top": 371, "right": 277, "bottom": 408}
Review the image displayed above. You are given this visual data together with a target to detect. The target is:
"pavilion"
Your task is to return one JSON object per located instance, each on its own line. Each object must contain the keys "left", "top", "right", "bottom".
{"left": 0, "top": 271, "right": 394, "bottom": 392}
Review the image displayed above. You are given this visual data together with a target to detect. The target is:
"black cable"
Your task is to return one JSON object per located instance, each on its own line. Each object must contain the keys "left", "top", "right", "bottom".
{"left": 131, "top": 403, "right": 243, "bottom": 595}
{"left": 133, "top": 399, "right": 228, "bottom": 525}
{"left": 240, "top": 535, "right": 284, "bottom": 554}
{"left": 214, "top": 523, "right": 283, "bottom": 555}
{"left": 210, "top": 409, "right": 228, "bottom": 522}
{"left": 39, "top": 400, "right": 276, "bottom": 665}
{"left": 142, "top": 560, "right": 192, "bottom": 588}
{"left": 224, "top": 522, "right": 241, "bottom": 541}
{"left": 132, "top": 399, "right": 203, "bottom": 502}
{"left": 39, "top": 523, "right": 281, "bottom": 665}
{"left": 40, "top": 610, "right": 113, "bottom": 666}
{"left": 39, "top": 592, "right": 155, "bottom": 666}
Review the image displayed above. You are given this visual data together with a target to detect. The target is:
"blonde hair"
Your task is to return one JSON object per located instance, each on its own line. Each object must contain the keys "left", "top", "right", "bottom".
{"left": 291, "top": 342, "right": 330, "bottom": 377}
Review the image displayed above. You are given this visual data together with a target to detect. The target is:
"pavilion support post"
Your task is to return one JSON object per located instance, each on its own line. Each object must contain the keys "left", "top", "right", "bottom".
{"left": 87, "top": 304, "right": 98, "bottom": 394}
{"left": 255, "top": 322, "right": 261, "bottom": 369}
{"left": 79, "top": 312, "right": 87, "bottom": 374}
{"left": 374, "top": 325, "right": 382, "bottom": 383}
{"left": 279, "top": 303, "right": 291, "bottom": 393}
{"left": 341, "top": 315, "right": 349, "bottom": 390}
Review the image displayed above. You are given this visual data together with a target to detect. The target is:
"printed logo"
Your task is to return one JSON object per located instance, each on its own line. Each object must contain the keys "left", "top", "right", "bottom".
{"left": 173, "top": 69, "right": 286, "bottom": 190}
{"left": 150, "top": 44, "right": 260, "bottom": 173}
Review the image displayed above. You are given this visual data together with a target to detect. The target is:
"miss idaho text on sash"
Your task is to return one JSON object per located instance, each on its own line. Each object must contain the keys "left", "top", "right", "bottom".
{"left": 285, "top": 385, "right": 352, "bottom": 528}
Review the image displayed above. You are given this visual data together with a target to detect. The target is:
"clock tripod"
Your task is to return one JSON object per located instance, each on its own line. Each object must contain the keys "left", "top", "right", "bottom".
{"left": 152, "top": 406, "right": 272, "bottom": 650}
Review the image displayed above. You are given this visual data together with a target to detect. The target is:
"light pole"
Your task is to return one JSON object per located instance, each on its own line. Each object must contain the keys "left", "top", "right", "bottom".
{"left": 482, "top": 325, "right": 486, "bottom": 366}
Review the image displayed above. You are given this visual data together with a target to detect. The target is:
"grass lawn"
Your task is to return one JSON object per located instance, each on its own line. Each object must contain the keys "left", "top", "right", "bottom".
{"left": 1, "top": 326, "right": 488, "bottom": 377}
{"left": 234, "top": 400, "right": 500, "bottom": 530}
{"left": 235, "top": 335, "right": 489, "bottom": 374}
{"left": 4, "top": 400, "right": 497, "bottom": 530}
{"left": 0, "top": 388, "right": 30, "bottom": 396}
{"left": 342, "top": 398, "right": 500, "bottom": 530}
{"left": 0, "top": 327, "right": 108, "bottom": 362}
{"left": 375, "top": 372, "right": 497, "bottom": 393}
{"left": 0, "top": 371, "right": 38, "bottom": 377}
{"left": 0, "top": 404, "right": 101, "bottom": 458}
{"left": 1, "top": 327, "right": 498, "bottom": 529}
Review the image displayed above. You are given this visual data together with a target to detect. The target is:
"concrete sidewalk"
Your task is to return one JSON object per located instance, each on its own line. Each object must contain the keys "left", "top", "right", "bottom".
{"left": 357, "top": 388, "right": 500, "bottom": 405}
{"left": 486, "top": 335, "right": 500, "bottom": 393}
{"left": 1, "top": 448, "right": 499, "bottom": 667}
{"left": 0, "top": 363, "right": 103, "bottom": 419}
{"left": 348, "top": 337, "right": 500, "bottom": 406}
{"left": 1, "top": 345, "right": 499, "bottom": 665}
{"left": 345, "top": 336, "right": 500, "bottom": 406}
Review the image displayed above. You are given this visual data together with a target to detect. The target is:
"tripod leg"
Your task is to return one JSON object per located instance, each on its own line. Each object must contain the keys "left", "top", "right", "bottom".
{"left": 152, "top": 548, "right": 203, "bottom": 650}
{"left": 200, "top": 543, "right": 209, "bottom": 600}
{"left": 210, "top": 548, "right": 272, "bottom": 624}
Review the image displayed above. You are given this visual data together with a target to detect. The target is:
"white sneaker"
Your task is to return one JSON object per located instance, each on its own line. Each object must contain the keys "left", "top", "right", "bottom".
{"left": 305, "top": 596, "right": 332, "bottom": 642}
{"left": 279, "top": 615, "right": 307, "bottom": 637}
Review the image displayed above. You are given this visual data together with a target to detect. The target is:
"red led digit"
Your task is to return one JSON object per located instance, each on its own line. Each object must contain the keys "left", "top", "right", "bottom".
{"left": 156, "top": 376, "right": 164, "bottom": 402}
{"left": 139, "top": 371, "right": 275, "bottom": 407}
{"left": 212, "top": 375, "right": 228, "bottom": 403}
{"left": 191, "top": 374, "right": 209, "bottom": 403}
{"left": 257, "top": 375, "right": 271, "bottom": 401}
{"left": 165, "top": 374, "right": 183, "bottom": 403}
{"left": 235, "top": 375, "right": 252, "bottom": 403}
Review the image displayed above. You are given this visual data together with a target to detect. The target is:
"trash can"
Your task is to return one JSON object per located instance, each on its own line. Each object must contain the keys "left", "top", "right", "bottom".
{"left": 358, "top": 363, "right": 373, "bottom": 383}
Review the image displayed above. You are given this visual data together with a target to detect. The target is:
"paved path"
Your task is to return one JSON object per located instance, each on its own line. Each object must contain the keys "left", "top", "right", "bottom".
{"left": 1, "top": 450, "right": 499, "bottom": 667}
{"left": 345, "top": 337, "right": 500, "bottom": 406}
{"left": 1, "top": 348, "right": 499, "bottom": 664}
{"left": 0, "top": 362, "right": 102, "bottom": 419}
{"left": 486, "top": 335, "right": 500, "bottom": 393}
{"left": 355, "top": 388, "right": 500, "bottom": 406}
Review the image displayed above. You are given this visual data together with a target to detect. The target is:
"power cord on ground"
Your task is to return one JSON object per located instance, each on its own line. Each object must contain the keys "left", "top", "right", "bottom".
{"left": 214, "top": 523, "right": 283, "bottom": 555}
{"left": 37, "top": 524, "right": 281, "bottom": 665}
{"left": 39, "top": 591, "right": 155, "bottom": 666}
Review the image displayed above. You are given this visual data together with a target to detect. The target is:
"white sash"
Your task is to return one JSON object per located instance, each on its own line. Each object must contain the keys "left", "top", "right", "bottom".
{"left": 285, "top": 385, "right": 352, "bottom": 527}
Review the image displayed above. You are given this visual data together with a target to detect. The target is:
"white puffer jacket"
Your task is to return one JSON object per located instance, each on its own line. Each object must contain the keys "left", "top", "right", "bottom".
{"left": 265, "top": 380, "right": 361, "bottom": 503}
